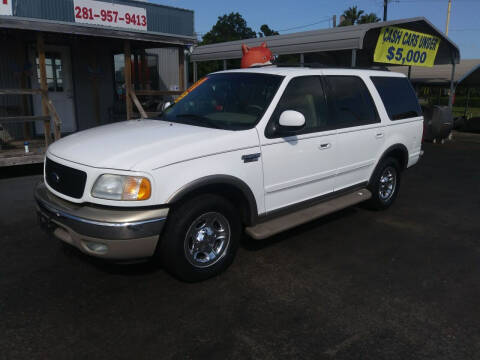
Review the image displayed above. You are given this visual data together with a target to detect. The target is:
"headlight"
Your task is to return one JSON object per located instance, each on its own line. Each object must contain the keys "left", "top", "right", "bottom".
{"left": 91, "top": 174, "right": 151, "bottom": 201}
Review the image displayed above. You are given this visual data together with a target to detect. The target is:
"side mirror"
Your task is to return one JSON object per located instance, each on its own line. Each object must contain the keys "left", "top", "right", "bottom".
{"left": 162, "top": 101, "right": 172, "bottom": 111}
{"left": 278, "top": 110, "right": 306, "bottom": 132}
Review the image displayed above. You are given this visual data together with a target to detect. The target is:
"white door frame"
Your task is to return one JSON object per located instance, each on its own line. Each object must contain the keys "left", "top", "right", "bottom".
{"left": 30, "top": 44, "right": 77, "bottom": 135}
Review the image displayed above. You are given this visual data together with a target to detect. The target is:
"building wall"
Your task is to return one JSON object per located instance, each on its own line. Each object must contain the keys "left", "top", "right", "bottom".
{"left": 1, "top": 39, "right": 185, "bottom": 142}
{"left": 11, "top": 0, "right": 194, "bottom": 37}
{"left": 0, "top": 37, "right": 31, "bottom": 142}
{"left": 71, "top": 39, "right": 115, "bottom": 130}
{"left": 147, "top": 47, "right": 180, "bottom": 91}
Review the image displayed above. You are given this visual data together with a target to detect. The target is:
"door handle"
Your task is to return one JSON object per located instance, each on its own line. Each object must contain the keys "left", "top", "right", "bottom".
{"left": 375, "top": 132, "right": 385, "bottom": 139}
{"left": 319, "top": 143, "right": 331, "bottom": 150}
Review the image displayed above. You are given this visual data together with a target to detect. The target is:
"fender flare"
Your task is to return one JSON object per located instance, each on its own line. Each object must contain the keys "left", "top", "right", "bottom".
{"left": 167, "top": 175, "right": 259, "bottom": 224}
{"left": 370, "top": 144, "right": 409, "bottom": 182}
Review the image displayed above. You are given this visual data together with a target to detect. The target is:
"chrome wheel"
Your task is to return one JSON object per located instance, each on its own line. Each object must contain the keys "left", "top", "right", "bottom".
{"left": 184, "top": 212, "right": 231, "bottom": 268}
{"left": 379, "top": 166, "right": 397, "bottom": 201}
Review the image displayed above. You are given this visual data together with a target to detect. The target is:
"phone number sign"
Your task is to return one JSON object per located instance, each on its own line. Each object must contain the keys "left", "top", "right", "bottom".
{"left": 374, "top": 26, "right": 441, "bottom": 67}
{"left": 73, "top": 0, "right": 147, "bottom": 31}
{"left": 1, "top": 0, "right": 13, "bottom": 16}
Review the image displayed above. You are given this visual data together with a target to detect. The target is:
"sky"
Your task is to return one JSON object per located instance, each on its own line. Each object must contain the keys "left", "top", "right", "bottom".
{"left": 152, "top": 0, "right": 480, "bottom": 59}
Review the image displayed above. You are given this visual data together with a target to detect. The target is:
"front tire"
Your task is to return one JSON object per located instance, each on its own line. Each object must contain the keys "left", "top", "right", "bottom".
{"left": 157, "top": 194, "right": 241, "bottom": 282}
{"left": 366, "top": 157, "right": 401, "bottom": 210}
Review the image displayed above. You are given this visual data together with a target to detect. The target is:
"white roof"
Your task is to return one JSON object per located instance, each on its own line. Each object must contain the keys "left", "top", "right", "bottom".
{"left": 212, "top": 66, "right": 406, "bottom": 78}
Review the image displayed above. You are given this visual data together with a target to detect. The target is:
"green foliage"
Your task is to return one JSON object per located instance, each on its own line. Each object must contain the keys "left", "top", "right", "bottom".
{"left": 201, "top": 12, "right": 257, "bottom": 45}
{"left": 358, "top": 13, "right": 381, "bottom": 24}
{"left": 258, "top": 24, "right": 279, "bottom": 37}
{"left": 196, "top": 13, "right": 281, "bottom": 78}
{"left": 339, "top": 6, "right": 380, "bottom": 26}
{"left": 339, "top": 6, "right": 364, "bottom": 26}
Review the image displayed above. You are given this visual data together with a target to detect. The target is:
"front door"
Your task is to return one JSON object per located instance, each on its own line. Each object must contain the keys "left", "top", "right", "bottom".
{"left": 261, "top": 76, "right": 337, "bottom": 213}
{"left": 31, "top": 45, "right": 76, "bottom": 134}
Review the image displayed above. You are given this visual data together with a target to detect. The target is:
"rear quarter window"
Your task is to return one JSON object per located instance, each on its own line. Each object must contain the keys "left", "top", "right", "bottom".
{"left": 371, "top": 76, "right": 422, "bottom": 121}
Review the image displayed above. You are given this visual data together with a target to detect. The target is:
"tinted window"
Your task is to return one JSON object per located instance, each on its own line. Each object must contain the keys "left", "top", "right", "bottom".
{"left": 371, "top": 76, "right": 422, "bottom": 120}
{"left": 266, "top": 76, "right": 329, "bottom": 137}
{"left": 325, "top": 76, "right": 379, "bottom": 128}
{"left": 158, "top": 73, "right": 283, "bottom": 130}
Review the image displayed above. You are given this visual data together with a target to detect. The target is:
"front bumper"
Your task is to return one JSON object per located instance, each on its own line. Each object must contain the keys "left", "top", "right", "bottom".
{"left": 35, "top": 182, "right": 169, "bottom": 260}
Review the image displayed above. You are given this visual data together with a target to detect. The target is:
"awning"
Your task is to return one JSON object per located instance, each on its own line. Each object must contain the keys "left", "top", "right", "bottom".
{"left": 390, "top": 59, "right": 480, "bottom": 86}
{"left": 0, "top": 15, "right": 196, "bottom": 46}
{"left": 191, "top": 17, "right": 460, "bottom": 66}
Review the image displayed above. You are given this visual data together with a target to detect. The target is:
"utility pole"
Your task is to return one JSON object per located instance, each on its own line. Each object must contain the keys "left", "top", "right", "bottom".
{"left": 333, "top": 14, "right": 336, "bottom": 27}
{"left": 383, "top": 0, "right": 388, "bottom": 21}
{"left": 445, "top": 0, "right": 452, "bottom": 35}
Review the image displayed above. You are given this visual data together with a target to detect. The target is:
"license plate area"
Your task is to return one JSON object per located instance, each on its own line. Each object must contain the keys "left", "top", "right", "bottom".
{"left": 37, "top": 210, "right": 57, "bottom": 234}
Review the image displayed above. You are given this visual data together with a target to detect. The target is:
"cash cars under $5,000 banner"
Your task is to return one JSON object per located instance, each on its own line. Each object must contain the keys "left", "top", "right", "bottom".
{"left": 374, "top": 26, "right": 441, "bottom": 67}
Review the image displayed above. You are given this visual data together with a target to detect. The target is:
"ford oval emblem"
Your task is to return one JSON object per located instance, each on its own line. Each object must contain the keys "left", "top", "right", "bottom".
{"left": 51, "top": 172, "right": 60, "bottom": 183}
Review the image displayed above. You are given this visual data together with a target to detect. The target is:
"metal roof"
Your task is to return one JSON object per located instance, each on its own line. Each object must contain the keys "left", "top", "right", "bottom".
{"left": 390, "top": 59, "right": 480, "bottom": 86}
{"left": 457, "top": 63, "right": 480, "bottom": 87}
{"left": 191, "top": 17, "right": 460, "bottom": 66}
{"left": 0, "top": 15, "right": 196, "bottom": 45}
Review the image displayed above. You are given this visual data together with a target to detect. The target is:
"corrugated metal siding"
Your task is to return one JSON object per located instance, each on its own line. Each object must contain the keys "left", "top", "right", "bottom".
{"left": 12, "top": 0, "right": 194, "bottom": 36}
{"left": 12, "top": 0, "right": 74, "bottom": 22}
{"left": 147, "top": 48, "right": 179, "bottom": 91}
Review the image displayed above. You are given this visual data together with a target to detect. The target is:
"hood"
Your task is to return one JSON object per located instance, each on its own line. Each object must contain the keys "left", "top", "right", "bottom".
{"left": 48, "top": 120, "right": 259, "bottom": 171}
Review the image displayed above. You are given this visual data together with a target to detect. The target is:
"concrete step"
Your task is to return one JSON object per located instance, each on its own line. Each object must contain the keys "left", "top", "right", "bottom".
{"left": 246, "top": 189, "right": 372, "bottom": 240}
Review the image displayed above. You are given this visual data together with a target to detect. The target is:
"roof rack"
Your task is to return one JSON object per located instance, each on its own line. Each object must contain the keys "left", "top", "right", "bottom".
{"left": 273, "top": 62, "right": 390, "bottom": 71}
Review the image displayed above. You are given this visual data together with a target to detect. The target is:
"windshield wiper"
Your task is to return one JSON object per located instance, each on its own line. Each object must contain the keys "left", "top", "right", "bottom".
{"left": 175, "top": 114, "right": 222, "bottom": 129}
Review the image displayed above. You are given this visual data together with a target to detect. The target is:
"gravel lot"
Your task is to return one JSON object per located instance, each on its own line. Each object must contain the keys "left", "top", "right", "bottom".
{"left": 1, "top": 134, "right": 479, "bottom": 359}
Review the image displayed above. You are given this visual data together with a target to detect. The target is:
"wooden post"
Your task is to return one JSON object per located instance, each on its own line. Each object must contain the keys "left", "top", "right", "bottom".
{"left": 140, "top": 50, "right": 148, "bottom": 90}
{"left": 464, "top": 87, "right": 471, "bottom": 118}
{"left": 46, "top": 100, "right": 62, "bottom": 140}
{"left": 124, "top": 40, "right": 133, "bottom": 120}
{"left": 133, "top": 52, "right": 139, "bottom": 90}
{"left": 448, "top": 60, "right": 456, "bottom": 110}
{"left": 130, "top": 89, "right": 148, "bottom": 119}
{"left": 193, "top": 61, "right": 198, "bottom": 82}
{"left": 37, "top": 32, "right": 50, "bottom": 146}
{"left": 90, "top": 51, "right": 101, "bottom": 125}
{"left": 178, "top": 47, "right": 185, "bottom": 91}
{"left": 15, "top": 34, "right": 31, "bottom": 140}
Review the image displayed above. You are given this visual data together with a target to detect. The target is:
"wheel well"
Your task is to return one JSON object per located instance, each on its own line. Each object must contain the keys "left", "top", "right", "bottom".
{"left": 169, "top": 181, "right": 256, "bottom": 226}
{"left": 382, "top": 145, "right": 408, "bottom": 170}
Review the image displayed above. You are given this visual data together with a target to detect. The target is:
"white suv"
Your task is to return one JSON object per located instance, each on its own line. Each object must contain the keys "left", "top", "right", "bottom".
{"left": 36, "top": 67, "right": 423, "bottom": 281}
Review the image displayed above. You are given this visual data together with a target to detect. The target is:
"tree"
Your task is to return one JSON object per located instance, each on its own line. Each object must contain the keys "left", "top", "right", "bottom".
{"left": 358, "top": 13, "right": 381, "bottom": 24}
{"left": 201, "top": 12, "right": 257, "bottom": 45}
{"left": 258, "top": 24, "right": 279, "bottom": 37}
{"left": 193, "top": 13, "right": 279, "bottom": 79}
{"left": 339, "top": 6, "right": 364, "bottom": 26}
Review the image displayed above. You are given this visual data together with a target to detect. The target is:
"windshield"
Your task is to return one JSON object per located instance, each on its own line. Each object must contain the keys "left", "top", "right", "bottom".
{"left": 157, "top": 73, "right": 284, "bottom": 130}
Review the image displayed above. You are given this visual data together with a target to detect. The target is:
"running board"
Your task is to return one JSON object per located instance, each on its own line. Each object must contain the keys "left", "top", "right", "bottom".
{"left": 246, "top": 189, "right": 372, "bottom": 240}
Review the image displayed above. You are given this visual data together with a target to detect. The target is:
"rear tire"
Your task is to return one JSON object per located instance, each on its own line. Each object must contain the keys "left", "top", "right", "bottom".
{"left": 366, "top": 157, "right": 401, "bottom": 210}
{"left": 157, "top": 194, "right": 240, "bottom": 282}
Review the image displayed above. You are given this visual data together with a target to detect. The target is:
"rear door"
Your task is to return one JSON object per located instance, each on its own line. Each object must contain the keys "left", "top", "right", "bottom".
{"left": 260, "top": 75, "right": 337, "bottom": 212}
{"left": 324, "top": 74, "right": 385, "bottom": 191}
